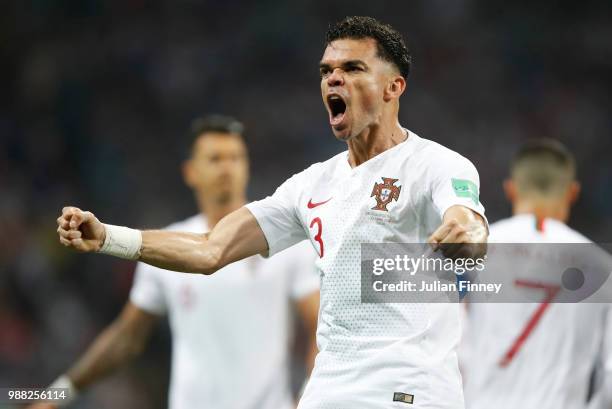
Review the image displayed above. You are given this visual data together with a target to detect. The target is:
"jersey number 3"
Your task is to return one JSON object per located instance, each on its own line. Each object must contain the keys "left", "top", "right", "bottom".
{"left": 309, "top": 217, "right": 324, "bottom": 257}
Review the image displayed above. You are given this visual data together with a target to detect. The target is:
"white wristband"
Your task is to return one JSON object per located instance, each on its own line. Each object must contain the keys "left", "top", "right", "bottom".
{"left": 98, "top": 224, "right": 142, "bottom": 260}
{"left": 48, "top": 375, "right": 78, "bottom": 406}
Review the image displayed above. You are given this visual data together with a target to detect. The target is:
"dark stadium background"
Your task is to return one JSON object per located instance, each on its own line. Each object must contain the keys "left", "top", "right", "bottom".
{"left": 2, "top": 1, "right": 611, "bottom": 407}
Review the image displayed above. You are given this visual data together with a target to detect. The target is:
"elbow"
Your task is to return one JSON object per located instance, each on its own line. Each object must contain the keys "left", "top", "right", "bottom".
{"left": 193, "top": 261, "right": 218, "bottom": 276}
{"left": 198, "top": 266, "right": 217, "bottom": 276}
{"left": 195, "top": 242, "right": 223, "bottom": 275}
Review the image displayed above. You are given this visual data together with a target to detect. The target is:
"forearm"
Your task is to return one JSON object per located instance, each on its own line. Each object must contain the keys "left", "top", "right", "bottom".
{"left": 103, "top": 208, "right": 266, "bottom": 275}
{"left": 139, "top": 230, "right": 219, "bottom": 274}
{"left": 303, "top": 312, "right": 318, "bottom": 375}
{"left": 58, "top": 207, "right": 268, "bottom": 274}
{"left": 305, "top": 335, "right": 318, "bottom": 375}
{"left": 66, "top": 319, "right": 149, "bottom": 390}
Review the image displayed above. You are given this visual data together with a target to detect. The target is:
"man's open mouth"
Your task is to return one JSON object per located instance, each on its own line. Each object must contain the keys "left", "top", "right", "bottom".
{"left": 327, "top": 94, "right": 347, "bottom": 126}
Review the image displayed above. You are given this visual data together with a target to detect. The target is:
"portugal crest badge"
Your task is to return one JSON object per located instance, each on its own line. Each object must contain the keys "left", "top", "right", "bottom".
{"left": 371, "top": 177, "right": 401, "bottom": 211}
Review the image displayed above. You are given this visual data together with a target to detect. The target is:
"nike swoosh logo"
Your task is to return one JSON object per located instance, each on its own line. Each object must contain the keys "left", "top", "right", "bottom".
{"left": 307, "top": 198, "right": 332, "bottom": 208}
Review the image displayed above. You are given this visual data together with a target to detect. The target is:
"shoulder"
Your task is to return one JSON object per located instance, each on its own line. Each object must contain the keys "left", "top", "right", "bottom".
{"left": 409, "top": 132, "right": 478, "bottom": 175}
{"left": 489, "top": 215, "right": 592, "bottom": 243}
{"left": 299, "top": 150, "right": 346, "bottom": 179}
{"left": 488, "top": 217, "right": 529, "bottom": 242}
{"left": 489, "top": 217, "right": 519, "bottom": 233}
{"left": 277, "top": 151, "right": 347, "bottom": 192}
{"left": 545, "top": 220, "right": 592, "bottom": 243}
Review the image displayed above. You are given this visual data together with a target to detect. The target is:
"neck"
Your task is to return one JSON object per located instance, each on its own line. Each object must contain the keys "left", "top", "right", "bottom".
{"left": 513, "top": 199, "right": 570, "bottom": 223}
{"left": 196, "top": 192, "right": 247, "bottom": 228}
{"left": 346, "top": 120, "right": 406, "bottom": 167}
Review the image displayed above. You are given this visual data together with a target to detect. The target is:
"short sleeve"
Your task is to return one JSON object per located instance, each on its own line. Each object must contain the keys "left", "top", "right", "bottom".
{"left": 129, "top": 262, "right": 167, "bottom": 315}
{"left": 430, "top": 153, "right": 487, "bottom": 222}
{"left": 246, "top": 173, "right": 308, "bottom": 257}
{"left": 286, "top": 241, "right": 320, "bottom": 300}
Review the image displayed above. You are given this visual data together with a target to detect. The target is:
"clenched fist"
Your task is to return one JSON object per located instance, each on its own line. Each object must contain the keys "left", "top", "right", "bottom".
{"left": 428, "top": 205, "right": 488, "bottom": 259}
{"left": 56, "top": 207, "right": 106, "bottom": 252}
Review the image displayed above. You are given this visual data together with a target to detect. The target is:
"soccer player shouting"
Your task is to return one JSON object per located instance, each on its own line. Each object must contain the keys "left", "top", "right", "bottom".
{"left": 57, "top": 17, "right": 487, "bottom": 408}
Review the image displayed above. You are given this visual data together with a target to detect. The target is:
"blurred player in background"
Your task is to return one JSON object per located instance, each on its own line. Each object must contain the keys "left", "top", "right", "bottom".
{"left": 36, "top": 115, "right": 320, "bottom": 409}
{"left": 461, "top": 139, "right": 612, "bottom": 409}
{"left": 56, "top": 17, "right": 488, "bottom": 408}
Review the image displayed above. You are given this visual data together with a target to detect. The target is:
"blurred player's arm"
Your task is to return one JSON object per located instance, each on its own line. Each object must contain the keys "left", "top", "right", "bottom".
{"left": 64, "top": 302, "right": 158, "bottom": 389}
{"left": 428, "top": 205, "right": 488, "bottom": 259}
{"left": 296, "top": 291, "right": 319, "bottom": 374}
{"left": 26, "top": 302, "right": 158, "bottom": 409}
{"left": 294, "top": 291, "right": 319, "bottom": 404}
{"left": 56, "top": 206, "right": 268, "bottom": 274}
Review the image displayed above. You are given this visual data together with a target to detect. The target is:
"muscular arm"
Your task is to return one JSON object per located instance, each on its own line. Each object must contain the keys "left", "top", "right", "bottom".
{"left": 295, "top": 291, "right": 320, "bottom": 375}
{"left": 140, "top": 207, "right": 268, "bottom": 273}
{"left": 57, "top": 206, "right": 269, "bottom": 275}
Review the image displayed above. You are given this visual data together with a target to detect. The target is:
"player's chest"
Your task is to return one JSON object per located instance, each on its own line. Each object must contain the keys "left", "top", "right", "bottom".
{"left": 304, "top": 164, "right": 425, "bottom": 211}
{"left": 300, "top": 167, "right": 433, "bottom": 256}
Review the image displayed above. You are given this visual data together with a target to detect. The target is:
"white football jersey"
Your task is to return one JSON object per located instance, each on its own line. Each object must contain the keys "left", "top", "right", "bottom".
{"left": 246, "top": 131, "right": 486, "bottom": 409}
{"left": 461, "top": 214, "right": 612, "bottom": 409}
{"left": 130, "top": 214, "right": 319, "bottom": 409}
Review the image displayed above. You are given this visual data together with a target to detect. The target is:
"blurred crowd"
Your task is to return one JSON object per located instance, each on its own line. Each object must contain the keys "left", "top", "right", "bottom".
{"left": 2, "top": 0, "right": 611, "bottom": 407}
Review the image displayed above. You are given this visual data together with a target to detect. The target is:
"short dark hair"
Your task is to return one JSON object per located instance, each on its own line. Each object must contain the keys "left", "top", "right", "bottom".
{"left": 325, "top": 16, "right": 412, "bottom": 79}
{"left": 512, "top": 138, "right": 575, "bottom": 171}
{"left": 190, "top": 114, "right": 244, "bottom": 139}
{"left": 511, "top": 138, "right": 576, "bottom": 195}
{"left": 184, "top": 114, "right": 245, "bottom": 158}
